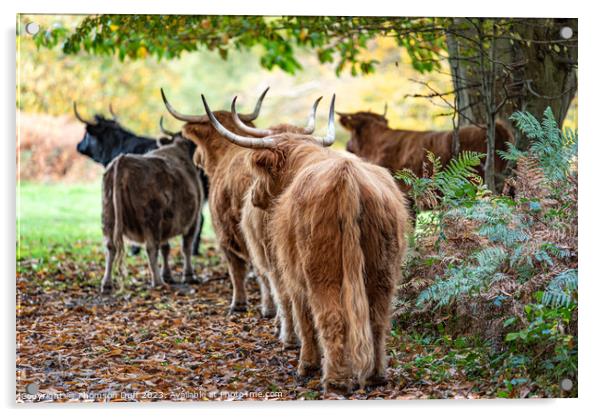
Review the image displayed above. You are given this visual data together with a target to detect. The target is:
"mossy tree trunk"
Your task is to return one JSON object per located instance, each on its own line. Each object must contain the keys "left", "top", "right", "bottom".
{"left": 446, "top": 18, "right": 578, "bottom": 189}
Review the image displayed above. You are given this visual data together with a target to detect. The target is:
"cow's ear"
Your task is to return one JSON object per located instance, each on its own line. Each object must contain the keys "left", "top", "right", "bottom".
{"left": 251, "top": 149, "right": 284, "bottom": 176}
{"left": 250, "top": 177, "right": 274, "bottom": 210}
{"left": 157, "top": 137, "right": 172, "bottom": 147}
{"left": 182, "top": 125, "right": 206, "bottom": 148}
{"left": 85, "top": 123, "right": 100, "bottom": 137}
{"left": 193, "top": 148, "right": 205, "bottom": 168}
{"left": 340, "top": 115, "right": 360, "bottom": 131}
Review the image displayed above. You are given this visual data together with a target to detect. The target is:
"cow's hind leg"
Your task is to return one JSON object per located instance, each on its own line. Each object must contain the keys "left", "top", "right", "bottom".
{"left": 160, "top": 242, "right": 175, "bottom": 284}
{"left": 365, "top": 265, "right": 396, "bottom": 387}
{"left": 224, "top": 250, "right": 248, "bottom": 314}
{"left": 182, "top": 227, "right": 200, "bottom": 284}
{"left": 192, "top": 212, "right": 203, "bottom": 256}
{"left": 308, "top": 287, "right": 352, "bottom": 394}
{"left": 100, "top": 240, "right": 115, "bottom": 294}
{"left": 366, "top": 283, "right": 392, "bottom": 387}
{"left": 146, "top": 241, "right": 165, "bottom": 288}
{"left": 257, "top": 273, "right": 276, "bottom": 318}
{"left": 292, "top": 294, "right": 321, "bottom": 377}
{"left": 268, "top": 271, "right": 298, "bottom": 348}
{"left": 279, "top": 294, "right": 299, "bottom": 348}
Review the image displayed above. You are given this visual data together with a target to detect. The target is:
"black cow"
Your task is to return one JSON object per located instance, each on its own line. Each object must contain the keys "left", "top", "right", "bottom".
{"left": 73, "top": 103, "right": 209, "bottom": 256}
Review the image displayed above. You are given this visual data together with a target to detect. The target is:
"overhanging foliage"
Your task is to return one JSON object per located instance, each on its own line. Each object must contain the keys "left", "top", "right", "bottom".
{"left": 31, "top": 15, "right": 448, "bottom": 76}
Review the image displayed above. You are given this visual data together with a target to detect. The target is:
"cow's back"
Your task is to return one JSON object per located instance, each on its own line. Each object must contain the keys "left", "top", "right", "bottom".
{"left": 271, "top": 152, "right": 408, "bottom": 290}
{"left": 103, "top": 153, "right": 201, "bottom": 244}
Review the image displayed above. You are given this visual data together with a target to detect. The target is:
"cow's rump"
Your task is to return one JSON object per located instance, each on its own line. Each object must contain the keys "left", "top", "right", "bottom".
{"left": 103, "top": 153, "right": 200, "bottom": 244}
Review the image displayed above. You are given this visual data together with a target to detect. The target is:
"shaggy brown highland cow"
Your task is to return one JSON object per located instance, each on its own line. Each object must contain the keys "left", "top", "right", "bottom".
{"left": 338, "top": 109, "right": 513, "bottom": 192}
{"left": 161, "top": 89, "right": 322, "bottom": 321}
{"left": 100, "top": 135, "right": 202, "bottom": 293}
{"left": 161, "top": 88, "right": 275, "bottom": 316}
{"left": 203, "top": 95, "right": 410, "bottom": 394}
{"left": 235, "top": 96, "right": 323, "bottom": 349}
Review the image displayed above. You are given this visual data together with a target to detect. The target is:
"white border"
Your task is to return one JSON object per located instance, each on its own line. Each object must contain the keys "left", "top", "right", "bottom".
{"left": 3, "top": 1, "right": 598, "bottom": 416}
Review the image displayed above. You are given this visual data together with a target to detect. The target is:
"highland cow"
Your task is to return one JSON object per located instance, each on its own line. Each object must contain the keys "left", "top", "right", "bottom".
{"left": 338, "top": 109, "right": 513, "bottom": 192}
{"left": 100, "top": 135, "right": 202, "bottom": 293}
{"left": 203, "top": 95, "right": 410, "bottom": 394}
{"left": 160, "top": 88, "right": 276, "bottom": 316}
{"left": 235, "top": 96, "right": 324, "bottom": 348}
{"left": 74, "top": 103, "right": 158, "bottom": 167}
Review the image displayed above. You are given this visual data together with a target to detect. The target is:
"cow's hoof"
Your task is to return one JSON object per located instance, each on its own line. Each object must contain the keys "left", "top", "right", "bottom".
{"left": 283, "top": 338, "right": 301, "bottom": 350}
{"left": 162, "top": 273, "right": 176, "bottom": 284}
{"left": 228, "top": 303, "right": 248, "bottom": 315}
{"left": 261, "top": 307, "right": 277, "bottom": 319}
{"left": 185, "top": 274, "right": 201, "bottom": 285}
{"left": 151, "top": 280, "right": 166, "bottom": 290}
{"left": 365, "top": 374, "right": 387, "bottom": 388}
{"left": 297, "top": 361, "right": 321, "bottom": 378}
{"left": 324, "top": 378, "right": 353, "bottom": 396}
{"left": 100, "top": 284, "right": 113, "bottom": 295}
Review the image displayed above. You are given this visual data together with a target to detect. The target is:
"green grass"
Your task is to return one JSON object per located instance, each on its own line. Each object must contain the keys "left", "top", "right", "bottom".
{"left": 17, "top": 181, "right": 214, "bottom": 261}
{"left": 18, "top": 182, "right": 104, "bottom": 261}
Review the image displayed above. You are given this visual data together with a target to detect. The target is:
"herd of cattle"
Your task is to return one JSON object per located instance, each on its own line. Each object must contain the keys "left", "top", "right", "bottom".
{"left": 73, "top": 88, "right": 513, "bottom": 394}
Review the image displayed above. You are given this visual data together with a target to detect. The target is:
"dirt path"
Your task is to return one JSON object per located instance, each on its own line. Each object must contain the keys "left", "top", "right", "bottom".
{"left": 17, "top": 247, "right": 484, "bottom": 402}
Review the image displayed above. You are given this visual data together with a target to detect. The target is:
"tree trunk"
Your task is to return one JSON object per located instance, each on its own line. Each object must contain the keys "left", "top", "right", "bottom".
{"left": 481, "top": 19, "right": 498, "bottom": 192}
{"left": 447, "top": 18, "right": 577, "bottom": 131}
{"left": 509, "top": 18, "right": 578, "bottom": 151}
{"left": 445, "top": 18, "right": 578, "bottom": 186}
{"left": 446, "top": 18, "right": 468, "bottom": 157}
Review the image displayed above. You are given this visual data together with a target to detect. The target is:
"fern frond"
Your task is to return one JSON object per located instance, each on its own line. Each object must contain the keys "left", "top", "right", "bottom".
{"left": 425, "top": 150, "right": 442, "bottom": 177}
{"left": 395, "top": 168, "right": 419, "bottom": 186}
{"left": 498, "top": 142, "right": 526, "bottom": 162}
{"left": 435, "top": 151, "right": 484, "bottom": 195}
{"left": 510, "top": 107, "right": 578, "bottom": 182}
{"left": 542, "top": 269, "right": 578, "bottom": 307}
{"left": 475, "top": 246, "right": 507, "bottom": 271}
{"left": 509, "top": 111, "right": 543, "bottom": 140}
{"left": 416, "top": 246, "right": 508, "bottom": 308}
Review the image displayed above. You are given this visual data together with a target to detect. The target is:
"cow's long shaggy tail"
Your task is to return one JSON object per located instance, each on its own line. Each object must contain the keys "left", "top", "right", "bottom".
{"left": 111, "top": 156, "right": 127, "bottom": 291}
{"left": 336, "top": 161, "right": 374, "bottom": 388}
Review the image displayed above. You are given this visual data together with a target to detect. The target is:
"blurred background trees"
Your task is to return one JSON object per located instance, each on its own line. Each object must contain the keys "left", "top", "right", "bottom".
{"left": 18, "top": 16, "right": 454, "bottom": 142}
{"left": 19, "top": 15, "right": 577, "bottom": 188}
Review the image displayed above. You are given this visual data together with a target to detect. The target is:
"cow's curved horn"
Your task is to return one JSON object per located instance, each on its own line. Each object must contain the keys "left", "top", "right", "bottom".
{"left": 159, "top": 116, "right": 178, "bottom": 137}
{"left": 315, "top": 94, "right": 336, "bottom": 147}
{"left": 202, "top": 95, "right": 276, "bottom": 149}
{"left": 301, "top": 96, "right": 323, "bottom": 134}
{"left": 161, "top": 87, "right": 268, "bottom": 124}
{"left": 161, "top": 88, "right": 208, "bottom": 123}
{"left": 237, "top": 86, "right": 269, "bottom": 122}
{"left": 231, "top": 94, "right": 322, "bottom": 136}
{"left": 231, "top": 96, "right": 274, "bottom": 137}
{"left": 383, "top": 103, "right": 388, "bottom": 117}
{"left": 73, "top": 102, "right": 96, "bottom": 125}
{"left": 109, "top": 103, "right": 118, "bottom": 121}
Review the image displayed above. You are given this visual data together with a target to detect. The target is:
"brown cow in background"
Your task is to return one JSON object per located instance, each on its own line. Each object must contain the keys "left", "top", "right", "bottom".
{"left": 338, "top": 110, "right": 514, "bottom": 193}
{"left": 101, "top": 135, "right": 202, "bottom": 293}
{"left": 203, "top": 95, "right": 410, "bottom": 394}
